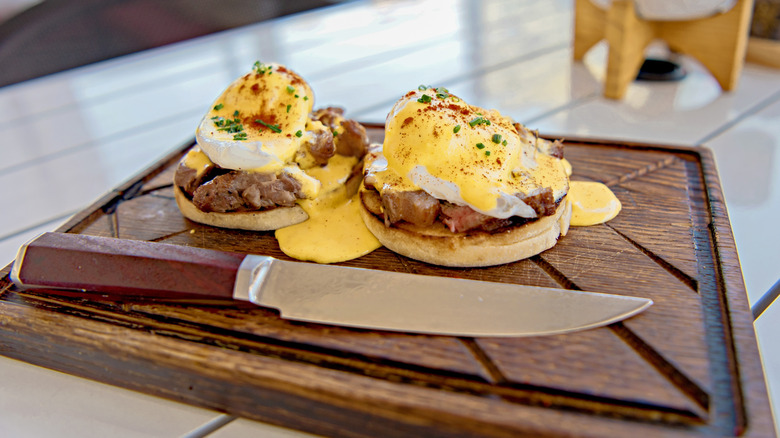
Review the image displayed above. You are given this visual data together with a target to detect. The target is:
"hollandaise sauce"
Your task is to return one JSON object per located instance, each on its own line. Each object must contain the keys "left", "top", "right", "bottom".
{"left": 183, "top": 148, "right": 212, "bottom": 176}
{"left": 568, "top": 181, "right": 622, "bottom": 226}
{"left": 275, "top": 155, "right": 381, "bottom": 263}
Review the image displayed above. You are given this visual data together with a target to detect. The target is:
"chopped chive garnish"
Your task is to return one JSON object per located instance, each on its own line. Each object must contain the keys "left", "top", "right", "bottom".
{"left": 485, "top": 150, "right": 491, "bottom": 156}
{"left": 468, "top": 116, "right": 490, "bottom": 127}
{"left": 332, "top": 129, "right": 339, "bottom": 136}
{"left": 453, "top": 125, "right": 461, "bottom": 133}
{"left": 435, "top": 87, "right": 449, "bottom": 99}
{"left": 303, "top": 96, "right": 309, "bottom": 101}
{"left": 294, "top": 94, "right": 299, "bottom": 98}
{"left": 214, "top": 115, "right": 244, "bottom": 134}
{"left": 295, "top": 130, "right": 303, "bottom": 137}
{"left": 476, "top": 143, "right": 485, "bottom": 149}
{"left": 255, "top": 119, "right": 282, "bottom": 133}
{"left": 213, "top": 103, "right": 224, "bottom": 110}
{"left": 233, "top": 110, "right": 240, "bottom": 117}
{"left": 417, "top": 94, "right": 432, "bottom": 104}
{"left": 286, "top": 104, "right": 291, "bottom": 113}
{"left": 502, "top": 139, "right": 507, "bottom": 146}
{"left": 418, "top": 84, "right": 427, "bottom": 90}
{"left": 233, "top": 132, "right": 248, "bottom": 140}
{"left": 492, "top": 134, "right": 502, "bottom": 144}
{"left": 253, "top": 61, "right": 273, "bottom": 75}
{"left": 286, "top": 85, "right": 295, "bottom": 94}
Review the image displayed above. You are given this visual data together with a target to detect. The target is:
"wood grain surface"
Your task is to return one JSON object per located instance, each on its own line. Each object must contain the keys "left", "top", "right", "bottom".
{"left": 0, "top": 126, "right": 774, "bottom": 437}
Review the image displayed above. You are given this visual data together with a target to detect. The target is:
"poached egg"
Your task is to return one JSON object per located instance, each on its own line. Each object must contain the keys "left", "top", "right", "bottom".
{"left": 190, "top": 61, "right": 380, "bottom": 263}
{"left": 366, "top": 87, "right": 569, "bottom": 220}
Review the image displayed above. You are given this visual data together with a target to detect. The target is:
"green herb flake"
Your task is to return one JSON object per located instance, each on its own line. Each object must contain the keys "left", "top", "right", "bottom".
{"left": 286, "top": 85, "right": 295, "bottom": 94}
{"left": 476, "top": 143, "right": 485, "bottom": 149}
{"left": 492, "top": 134, "right": 502, "bottom": 144}
{"left": 468, "top": 116, "right": 491, "bottom": 127}
{"left": 255, "top": 119, "right": 282, "bottom": 133}
{"left": 233, "top": 132, "right": 248, "bottom": 141}
{"left": 295, "top": 130, "right": 303, "bottom": 137}
{"left": 286, "top": 104, "right": 291, "bottom": 113}
{"left": 233, "top": 110, "right": 240, "bottom": 117}
{"left": 453, "top": 125, "right": 461, "bottom": 133}
{"left": 213, "top": 103, "right": 224, "bottom": 111}
{"left": 252, "top": 61, "right": 273, "bottom": 75}
{"left": 485, "top": 150, "right": 491, "bottom": 156}
{"left": 303, "top": 96, "right": 309, "bottom": 101}
{"left": 502, "top": 139, "right": 507, "bottom": 146}
{"left": 417, "top": 94, "right": 432, "bottom": 104}
{"left": 214, "top": 115, "right": 244, "bottom": 134}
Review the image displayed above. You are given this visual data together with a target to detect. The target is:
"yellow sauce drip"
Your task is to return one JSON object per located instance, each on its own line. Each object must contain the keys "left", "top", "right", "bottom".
{"left": 183, "top": 148, "right": 213, "bottom": 176}
{"left": 568, "top": 181, "right": 621, "bottom": 226}
{"left": 275, "top": 193, "right": 381, "bottom": 264}
{"left": 275, "top": 154, "right": 381, "bottom": 263}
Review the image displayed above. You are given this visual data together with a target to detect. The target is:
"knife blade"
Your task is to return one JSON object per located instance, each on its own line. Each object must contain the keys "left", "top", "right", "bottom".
{"left": 9, "top": 232, "right": 652, "bottom": 337}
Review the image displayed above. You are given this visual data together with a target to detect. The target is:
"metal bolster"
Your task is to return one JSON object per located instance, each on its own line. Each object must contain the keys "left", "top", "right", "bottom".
{"left": 232, "top": 255, "right": 275, "bottom": 302}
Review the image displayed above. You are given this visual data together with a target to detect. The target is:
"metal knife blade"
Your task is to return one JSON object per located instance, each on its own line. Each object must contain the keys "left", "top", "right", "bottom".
{"left": 11, "top": 232, "right": 652, "bottom": 337}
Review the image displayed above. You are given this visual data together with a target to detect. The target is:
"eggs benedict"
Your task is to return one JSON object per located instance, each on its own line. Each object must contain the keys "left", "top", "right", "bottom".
{"left": 174, "top": 62, "right": 370, "bottom": 233}
{"left": 359, "top": 87, "right": 572, "bottom": 267}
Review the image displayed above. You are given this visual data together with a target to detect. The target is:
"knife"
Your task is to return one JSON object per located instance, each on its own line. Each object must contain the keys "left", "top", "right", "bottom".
{"left": 9, "top": 232, "right": 652, "bottom": 337}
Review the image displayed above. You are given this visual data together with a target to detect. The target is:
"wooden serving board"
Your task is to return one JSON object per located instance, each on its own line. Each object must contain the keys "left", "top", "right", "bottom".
{"left": 0, "top": 126, "right": 774, "bottom": 437}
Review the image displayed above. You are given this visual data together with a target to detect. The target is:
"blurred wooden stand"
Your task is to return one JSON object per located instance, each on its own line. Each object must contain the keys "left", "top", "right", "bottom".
{"left": 573, "top": 0, "right": 754, "bottom": 99}
{"left": 746, "top": 37, "right": 780, "bottom": 68}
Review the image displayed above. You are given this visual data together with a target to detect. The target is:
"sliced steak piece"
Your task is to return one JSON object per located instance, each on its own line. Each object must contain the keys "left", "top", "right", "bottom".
{"left": 192, "top": 171, "right": 302, "bottom": 213}
{"left": 305, "top": 124, "right": 335, "bottom": 165}
{"left": 545, "top": 139, "right": 564, "bottom": 159}
{"left": 174, "top": 160, "right": 216, "bottom": 196}
{"left": 440, "top": 203, "right": 512, "bottom": 233}
{"left": 312, "top": 107, "right": 369, "bottom": 158}
{"left": 335, "top": 119, "right": 369, "bottom": 157}
{"left": 512, "top": 122, "right": 564, "bottom": 159}
{"left": 241, "top": 173, "right": 302, "bottom": 208}
{"left": 192, "top": 173, "right": 247, "bottom": 212}
{"left": 519, "top": 188, "right": 556, "bottom": 216}
{"left": 360, "top": 187, "right": 384, "bottom": 217}
{"left": 382, "top": 190, "right": 440, "bottom": 226}
{"left": 312, "top": 107, "right": 345, "bottom": 129}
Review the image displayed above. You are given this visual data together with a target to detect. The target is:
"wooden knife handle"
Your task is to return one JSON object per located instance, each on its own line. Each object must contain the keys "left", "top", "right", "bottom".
{"left": 10, "top": 232, "right": 246, "bottom": 300}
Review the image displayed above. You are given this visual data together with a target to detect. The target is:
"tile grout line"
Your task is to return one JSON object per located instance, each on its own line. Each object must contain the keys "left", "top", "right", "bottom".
{"left": 522, "top": 91, "right": 600, "bottom": 126}
{"left": 0, "top": 107, "right": 202, "bottom": 177}
{"left": 0, "top": 70, "right": 216, "bottom": 131}
{"left": 695, "top": 89, "right": 780, "bottom": 145}
{"left": 0, "top": 210, "right": 76, "bottom": 243}
{"left": 753, "top": 279, "right": 780, "bottom": 320}
{"left": 179, "top": 414, "right": 237, "bottom": 438}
